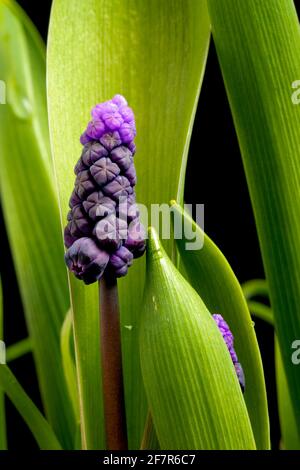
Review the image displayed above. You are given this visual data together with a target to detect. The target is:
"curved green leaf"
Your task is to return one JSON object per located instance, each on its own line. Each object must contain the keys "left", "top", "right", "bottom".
{"left": 207, "top": 0, "right": 300, "bottom": 431}
{"left": 0, "top": 365, "right": 62, "bottom": 450}
{"left": 171, "top": 202, "right": 269, "bottom": 449}
{"left": 0, "top": 0, "right": 74, "bottom": 447}
{"left": 140, "top": 228, "right": 255, "bottom": 449}
{"left": 6, "top": 338, "right": 32, "bottom": 363}
{"left": 47, "top": 0, "right": 210, "bottom": 448}
{"left": 0, "top": 279, "right": 7, "bottom": 449}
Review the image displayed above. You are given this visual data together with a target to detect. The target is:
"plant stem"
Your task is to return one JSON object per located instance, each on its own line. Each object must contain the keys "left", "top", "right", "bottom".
{"left": 99, "top": 276, "right": 128, "bottom": 450}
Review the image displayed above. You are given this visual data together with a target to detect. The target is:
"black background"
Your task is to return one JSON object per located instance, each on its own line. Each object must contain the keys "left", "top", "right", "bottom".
{"left": 2, "top": 0, "right": 297, "bottom": 450}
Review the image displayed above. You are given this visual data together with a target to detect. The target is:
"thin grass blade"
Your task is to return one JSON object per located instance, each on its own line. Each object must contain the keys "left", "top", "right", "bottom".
{"left": 0, "top": 365, "right": 62, "bottom": 450}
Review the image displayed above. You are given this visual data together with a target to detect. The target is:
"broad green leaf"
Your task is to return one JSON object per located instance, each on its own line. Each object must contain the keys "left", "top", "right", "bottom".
{"left": 47, "top": 0, "right": 210, "bottom": 448}
{"left": 140, "top": 228, "right": 255, "bottom": 449}
{"left": 0, "top": 0, "right": 74, "bottom": 447}
{"left": 6, "top": 338, "right": 32, "bottom": 362}
{"left": 207, "top": 0, "right": 300, "bottom": 430}
{"left": 0, "top": 278, "right": 7, "bottom": 449}
{"left": 0, "top": 365, "right": 61, "bottom": 450}
{"left": 172, "top": 202, "right": 269, "bottom": 449}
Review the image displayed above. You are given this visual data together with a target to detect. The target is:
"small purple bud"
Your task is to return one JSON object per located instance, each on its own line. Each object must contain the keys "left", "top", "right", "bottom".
{"left": 74, "top": 157, "right": 88, "bottom": 175}
{"left": 112, "top": 94, "right": 128, "bottom": 107}
{"left": 119, "top": 122, "right": 136, "bottom": 144}
{"left": 107, "top": 246, "right": 133, "bottom": 278}
{"left": 92, "top": 101, "right": 118, "bottom": 120}
{"left": 64, "top": 224, "right": 77, "bottom": 248}
{"left": 69, "top": 189, "right": 82, "bottom": 209}
{"left": 83, "top": 191, "right": 116, "bottom": 220}
{"left": 212, "top": 314, "right": 245, "bottom": 392}
{"left": 125, "top": 219, "right": 146, "bottom": 258}
{"left": 75, "top": 170, "right": 97, "bottom": 199}
{"left": 103, "top": 175, "right": 133, "bottom": 200}
{"left": 90, "top": 157, "right": 120, "bottom": 186}
{"left": 94, "top": 214, "right": 127, "bottom": 251}
{"left": 110, "top": 146, "right": 132, "bottom": 171}
{"left": 127, "top": 141, "right": 136, "bottom": 154}
{"left": 119, "top": 105, "right": 135, "bottom": 123}
{"left": 80, "top": 131, "right": 92, "bottom": 145}
{"left": 68, "top": 205, "right": 91, "bottom": 237}
{"left": 81, "top": 142, "right": 108, "bottom": 167}
{"left": 100, "top": 131, "right": 122, "bottom": 151}
{"left": 64, "top": 237, "right": 109, "bottom": 284}
{"left": 117, "top": 196, "right": 139, "bottom": 222}
{"left": 123, "top": 162, "right": 137, "bottom": 186}
{"left": 102, "top": 110, "right": 124, "bottom": 131}
{"left": 234, "top": 362, "right": 245, "bottom": 392}
{"left": 86, "top": 119, "right": 106, "bottom": 140}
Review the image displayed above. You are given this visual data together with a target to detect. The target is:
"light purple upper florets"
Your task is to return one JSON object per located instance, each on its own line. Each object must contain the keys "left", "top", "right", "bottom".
{"left": 64, "top": 95, "right": 145, "bottom": 284}
{"left": 213, "top": 314, "right": 245, "bottom": 392}
{"left": 81, "top": 95, "right": 136, "bottom": 145}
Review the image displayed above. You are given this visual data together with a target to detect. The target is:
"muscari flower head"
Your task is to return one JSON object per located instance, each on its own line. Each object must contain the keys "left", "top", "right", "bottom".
{"left": 213, "top": 314, "right": 245, "bottom": 392}
{"left": 64, "top": 95, "right": 146, "bottom": 284}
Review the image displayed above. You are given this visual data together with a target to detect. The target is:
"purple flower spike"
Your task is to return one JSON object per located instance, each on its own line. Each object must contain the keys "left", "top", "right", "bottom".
{"left": 65, "top": 237, "right": 109, "bottom": 284}
{"left": 212, "top": 313, "right": 245, "bottom": 392}
{"left": 64, "top": 95, "right": 145, "bottom": 283}
{"left": 107, "top": 246, "right": 133, "bottom": 278}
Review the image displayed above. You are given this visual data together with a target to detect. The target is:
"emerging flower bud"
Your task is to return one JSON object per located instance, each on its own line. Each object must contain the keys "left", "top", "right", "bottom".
{"left": 64, "top": 237, "right": 110, "bottom": 284}
{"left": 64, "top": 95, "right": 146, "bottom": 283}
{"left": 213, "top": 314, "right": 245, "bottom": 392}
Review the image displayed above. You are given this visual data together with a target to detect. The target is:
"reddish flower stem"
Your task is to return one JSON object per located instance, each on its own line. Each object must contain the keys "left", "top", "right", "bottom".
{"left": 99, "top": 277, "right": 128, "bottom": 450}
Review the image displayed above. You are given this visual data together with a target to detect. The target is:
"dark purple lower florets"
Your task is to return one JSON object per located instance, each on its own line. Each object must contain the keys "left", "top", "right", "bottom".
{"left": 64, "top": 95, "right": 146, "bottom": 284}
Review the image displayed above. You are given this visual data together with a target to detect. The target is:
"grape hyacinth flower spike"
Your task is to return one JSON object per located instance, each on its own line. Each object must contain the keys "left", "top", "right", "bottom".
{"left": 63, "top": 95, "right": 146, "bottom": 451}
{"left": 64, "top": 94, "right": 146, "bottom": 285}
{"left": 213, "top": 314, "right": 245, "bottom": 392}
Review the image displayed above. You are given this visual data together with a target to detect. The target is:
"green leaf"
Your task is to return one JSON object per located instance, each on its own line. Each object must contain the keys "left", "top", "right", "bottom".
{"left": 0, "top": 365, "right": 62, "bottom": 450}
{"left": 275, "top": 340, "right": 300, "bottom": 450}
{"left": 171, "top": 202, "right": 269, "bottom": 449}
{"left": 242, "top": 280, "right": 269, "bottom": 301}
{"left": 0, "top": 0, "right": 74, "bottom": 448}
{"left": 60, "top": 310, "right": 79, "bottom": 425}
{"left": 140, "top": 228, "right": 255, "bottom": 449}
{"left": 47, "top": 0, "right": 210, "bottom": 448}
{"left": 0, "top": 278, "right": 7, "bottom": 450}
{"left": 207, "top": 0, "right": 300, "bottom": 431}
{"left": 6, "top": 338, "right": 32, "bottom": 363}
